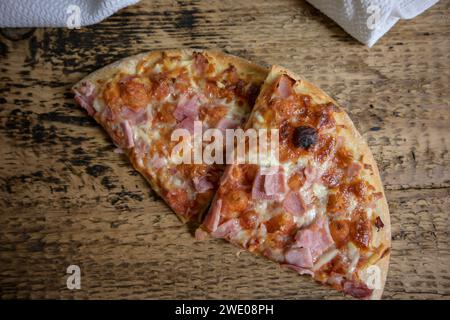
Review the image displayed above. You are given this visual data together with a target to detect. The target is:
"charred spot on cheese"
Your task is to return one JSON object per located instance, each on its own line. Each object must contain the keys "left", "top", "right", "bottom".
{"left": 292, "top": 126, "right": 318, "bottom": 149}
{"left": 374, "top": 216, "right": 384, "bottom": 231}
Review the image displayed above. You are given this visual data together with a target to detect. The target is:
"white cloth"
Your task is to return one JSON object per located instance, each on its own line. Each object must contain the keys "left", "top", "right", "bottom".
{"left": 306, "top": 0, "right": 439, "bottom": 47}
{"left": 0, "top": 0, "right": 141, "bottom": 28}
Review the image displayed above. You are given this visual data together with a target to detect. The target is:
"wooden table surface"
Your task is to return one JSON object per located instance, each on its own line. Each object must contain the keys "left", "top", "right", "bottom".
{"left": 0, "top": 0, "right": 449, "bottom": 300}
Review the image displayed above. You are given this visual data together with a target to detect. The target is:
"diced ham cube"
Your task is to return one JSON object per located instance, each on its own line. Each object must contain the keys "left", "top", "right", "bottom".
{"left": 275, "top": 75, "right": 295, "bottom": 99}
{"left": 176, "top": 116, "right": 196, "bottom": 134}
{"left": 120, "top": 120, "right": 134, "bottom": 148}
{"left": 74, "top": 81, "right": 96, "bottom": 116}
{"left": 252, "top": 166, "right": 285, "bottom": 200}
{"left": 211, "top": 218, "right": 241, "bottom": 238}
{"left": 343, "top": 280, "right": 373, "bottom": 299}
{"left": 121, "top": 106, "right": 149, "bottom": 125}
{"left": 282, "top": 191, "right": 306, "bottom": 216}
{"left": 285, "top": 247, "right": 313, "bottom": 268}
{"left": 203, "top": 199, "right": 222, "bottom": 232}
{"left": 174, "top": 94, "right": 200, "bottom": 121}
{"left": 216, "top": 118, "right": 239, "bottom": 132}
{"left": 294, "top": 217, "right": 334, "bottom": 261}
{"left": 193, "top": 176, "right": 214, "bottom": 193}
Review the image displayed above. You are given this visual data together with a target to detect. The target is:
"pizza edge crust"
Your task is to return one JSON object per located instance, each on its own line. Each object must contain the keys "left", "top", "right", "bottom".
{"left": 269, "top": 65, "right": 391, "bottom": 300}
{"left": 72, "top": 50, "right": 268, "bottom": 223}
{"left": 72, "top": 49, "right": 268, "bottom": 92}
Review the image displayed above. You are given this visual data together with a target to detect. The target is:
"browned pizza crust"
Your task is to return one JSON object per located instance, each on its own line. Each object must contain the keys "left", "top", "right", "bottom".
{"left": 73, "top": 49, "right": 268, "bottom": 92}
{"left": 269, "top": 65, "right": 391, "bottom": 299}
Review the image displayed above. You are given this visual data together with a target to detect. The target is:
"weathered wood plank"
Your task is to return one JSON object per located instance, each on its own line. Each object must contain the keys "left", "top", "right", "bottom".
{"left": 0, "top": 0, "right": 449, "bottom": 299}
{"left": 0, "top": 187, "right": 448, "bottom": 299}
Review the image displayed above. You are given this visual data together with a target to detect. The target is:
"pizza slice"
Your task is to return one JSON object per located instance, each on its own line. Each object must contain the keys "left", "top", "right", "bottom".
{"left": 199, "top": 65, "right": 391, "bottom": 299}
{"left": 72, "top": 50, "right": 267, "bottom": 222}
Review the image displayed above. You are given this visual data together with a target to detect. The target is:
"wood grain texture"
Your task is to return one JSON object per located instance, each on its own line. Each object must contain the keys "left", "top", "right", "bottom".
{"left": 0, "top": 0, "right": 449, "bottom": 299}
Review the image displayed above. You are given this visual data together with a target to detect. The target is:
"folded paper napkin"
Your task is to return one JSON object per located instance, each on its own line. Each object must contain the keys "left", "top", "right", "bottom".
{"left": 306, "top": 0, "right": 439, "bottom": 47}
{"left": 0, "top": 0, "right": 438, "bottom": 46}
{"left": 0, "top": 0, "right": 141, "bottom": 28}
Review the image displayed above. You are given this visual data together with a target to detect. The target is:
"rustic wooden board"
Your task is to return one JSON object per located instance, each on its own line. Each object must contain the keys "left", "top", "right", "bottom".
{"left": 0, "top": 0, "right": 449, "bottom": 299}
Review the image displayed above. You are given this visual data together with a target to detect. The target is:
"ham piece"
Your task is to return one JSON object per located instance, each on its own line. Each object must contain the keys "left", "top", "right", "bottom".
{"left": 120, "top": 120, "right": 134, "bottom": 148}
{"left": 285, "top": 247, "right": 314, "bottom": 268}
{"left": 211, "top": 218, "right": 241, "bottom": 238}
{"left": 74, "top": 81, "right": 96, "bottom": 116}
{"left": 293, "top": 217, "right": 334, "bottom": 261}
{"left": 282, "top": 191, "right": 306, "bottom": 216}
{"left": 193, "top": 176, "right": 214, "bottom": 193}
{"left": 343, "top": 280, "right": 373, "bottom": 299}
{"left": 252, "top": 166, "right": 285, "bottom": 200}
{"left": 203, "top": 199, "right": 222, "bottom": 232}
{"left": 275, "top": 75, "right": 295, "bottom": 99}
{"left": 216, "top": 118, "right": 239, "bottom": 132}
{"left": 149, "top": 154, "right": 165, "bottom": 169}
{"left": 176, "top": 116, "right": 196, "bottom": 133}
{"left": 121, "top": 106, "right": 148, "bottom": 125}
{"left": 174, "top": 94, "right": 200, "bottom": 121}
